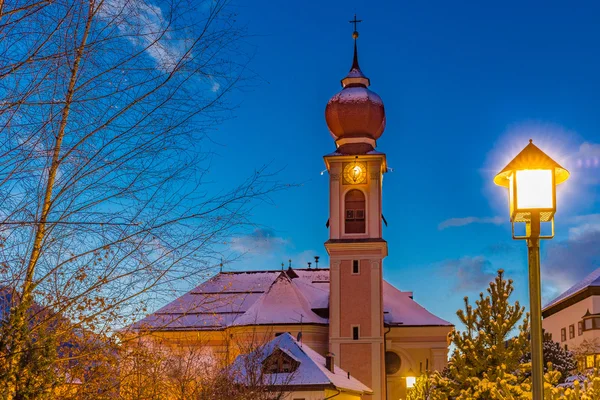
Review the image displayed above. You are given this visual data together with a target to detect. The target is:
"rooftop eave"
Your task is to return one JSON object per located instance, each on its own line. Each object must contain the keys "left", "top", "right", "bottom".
{"left": 542, "top": 286, "right": 600, "bottom": 318}
{"left": 323, "top": 152, "right": 387, "bottom": 172}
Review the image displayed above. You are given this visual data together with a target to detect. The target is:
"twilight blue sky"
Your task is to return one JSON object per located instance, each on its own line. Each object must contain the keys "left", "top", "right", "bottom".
{"left": 206, "top": 1, "right": 600, "bottom": 326}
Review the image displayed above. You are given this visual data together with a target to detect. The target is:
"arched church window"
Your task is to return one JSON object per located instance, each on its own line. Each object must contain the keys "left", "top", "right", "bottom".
{"left": 345, "top": 189, "right": 365, "bottom": 234}
{"left": 385, "top": 351, "right": 401, "bottom": 375}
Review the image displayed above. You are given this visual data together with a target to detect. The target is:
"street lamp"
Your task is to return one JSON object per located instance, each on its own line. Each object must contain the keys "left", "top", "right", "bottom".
{"left": 405, "top": 368, "right": 416, "bottom": 389}
{"left": 494, "top": 139, "right": 569, "bottom": 400}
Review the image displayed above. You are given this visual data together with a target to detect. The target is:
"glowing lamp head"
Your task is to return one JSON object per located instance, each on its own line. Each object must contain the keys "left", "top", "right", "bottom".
{"left": 494, "top": 140, "right": 569, "bottom": 223}
{"left": 405, "top": 368, "right": 417, "bottom": 389}
{"left": 405, "top": 369, "right": 417, "bottom": 389}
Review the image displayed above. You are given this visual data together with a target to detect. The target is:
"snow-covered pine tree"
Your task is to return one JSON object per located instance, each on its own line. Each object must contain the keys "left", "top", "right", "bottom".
{"left": 432, "top": 269, "right": 531, "bottom": 398}
{"left": 409, "top": 271, "right": 596, "bottom": 399}
{"left": 522, "top": 337, "right": 577, "bottom": 383}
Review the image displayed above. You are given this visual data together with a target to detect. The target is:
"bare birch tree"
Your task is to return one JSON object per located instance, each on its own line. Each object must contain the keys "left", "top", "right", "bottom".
{"left": 0, "top": 0, "right": 279, "bottom": 397}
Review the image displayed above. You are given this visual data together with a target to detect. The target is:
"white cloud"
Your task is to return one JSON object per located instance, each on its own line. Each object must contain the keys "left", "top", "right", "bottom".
{"left": 229, "top": 228, "right": 287, "bottom": 255}
{"left": 225, "top": 229, "right": 324, "bottom": 272}
{"left": 438, "top": 216, "right": 504, "bottom": 230}
{"left": 440, "top": 255, "right": 497, "bottom": 291}
{"left": 568, "top": 214, "right": 600, "bottom": 240}
{"left": 98, "top": 0, "right": 183, "bottom": 70}
{"left": 574, "top": 142, "right": 600, "bottom": 166}
{"left": 210, "top": 81, "right": 220, "bottom": 93}
{"left": 571, "top": 142, "right": 600, "bottom": 185}
{"left": 542, "top": 226, "right": 600, "bottom": 297}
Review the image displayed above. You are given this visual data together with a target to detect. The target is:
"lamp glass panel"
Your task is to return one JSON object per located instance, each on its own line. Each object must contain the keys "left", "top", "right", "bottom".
{"left": 406, "top": 376, "right": 416, "bottom": 388}
{"left": 515, "top": 169, "right": 553, "bottom": 209}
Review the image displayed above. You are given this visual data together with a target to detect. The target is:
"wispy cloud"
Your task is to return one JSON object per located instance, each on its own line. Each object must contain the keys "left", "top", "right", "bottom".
{"left": 570, "top": 142, "right": 600, "bottom": 185}
{"left": 229, "top": 228, "right": 288, "bottom": 255}
{"left": 573, "top": 142, "right": 600, "bottom": 168}
{"left": 483, "top": 242, "right": 520, "bottom": 256}
{"left": 542, "top": 218, "right": 600, "bottom": 298}
{"left": 438, "top": 216, "right": 504, "bottom": 230}
{"left": 441, "top": 256, "right": 497, "bottom": 291}
{"left": 99, "top": 0, "right": 183, "bottom": 70}
{"left": 226, "top": 229, "right": 322, "bottom": 271}
{"left": 568, "top": 214, "right": 600, "bottom": 240}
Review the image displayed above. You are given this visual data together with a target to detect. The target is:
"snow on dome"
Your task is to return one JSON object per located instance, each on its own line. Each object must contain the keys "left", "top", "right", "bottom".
{"left": 328, "top": 87, "right": 384, "bottom": 105}
{"left": 324, "top": 36, "right": 386, "bottom": 153}
{"left": 346, "top": 67, "right": 367, "bottom": 79}
{"left": 325, "top": 85, "right": 386, "bottom": 144}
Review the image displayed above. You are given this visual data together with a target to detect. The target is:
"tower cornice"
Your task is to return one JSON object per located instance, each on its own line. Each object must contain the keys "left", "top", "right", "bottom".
{"left": 323, "top": 152, "right": 387, "bottom": 172}
{"left": 324, "top": 238, "right": 388, "bottom": 258}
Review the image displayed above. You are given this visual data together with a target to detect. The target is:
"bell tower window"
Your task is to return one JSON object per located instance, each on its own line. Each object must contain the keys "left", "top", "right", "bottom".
{"left": 345, "top": 189, "right": 365, "bottom": 234}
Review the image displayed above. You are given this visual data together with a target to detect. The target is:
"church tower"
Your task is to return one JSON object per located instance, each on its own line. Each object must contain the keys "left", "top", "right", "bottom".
{"left": 324, "top": 21, "right": 387, "bottom": 400}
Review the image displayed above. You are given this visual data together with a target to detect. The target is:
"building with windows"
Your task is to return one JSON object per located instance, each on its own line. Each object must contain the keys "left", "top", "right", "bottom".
{"left": 130, "top": 28, "right": 453, "bottom": 400}
{"left": 232, "top": 332, "right": 373, "bottom": 400}
{"left": 543, "top": 267, "right": 600, "bottom": 369}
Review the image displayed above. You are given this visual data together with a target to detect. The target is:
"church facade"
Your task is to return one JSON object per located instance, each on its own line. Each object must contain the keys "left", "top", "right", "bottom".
{"left": 131, "top": 29, "right": 452, "bottom": 400}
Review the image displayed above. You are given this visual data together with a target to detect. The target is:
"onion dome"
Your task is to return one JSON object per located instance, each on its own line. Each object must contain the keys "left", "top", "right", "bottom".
{"left": 325, "top": 29, "right": 386, "bottom": 154}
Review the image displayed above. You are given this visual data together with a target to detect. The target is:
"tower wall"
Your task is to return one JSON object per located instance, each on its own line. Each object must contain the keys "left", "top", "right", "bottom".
{"left": 325, "top": 154, "right": 387, "bottom": 400}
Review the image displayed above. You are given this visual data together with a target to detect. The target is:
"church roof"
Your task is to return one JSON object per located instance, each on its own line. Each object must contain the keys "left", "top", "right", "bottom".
{"left": 231, "top": 332, "right": 372, "bottom": 394}
{"left": 130, "top": 268, "right": 452, "bottom": 331}
{"left": 230, "top": 273, "right": 328, "bottom": 326}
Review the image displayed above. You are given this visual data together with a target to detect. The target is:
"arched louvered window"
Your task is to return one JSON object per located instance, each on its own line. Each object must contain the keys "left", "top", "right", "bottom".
{"left": 345, "top": 189, "right": 365, "bottom": 234}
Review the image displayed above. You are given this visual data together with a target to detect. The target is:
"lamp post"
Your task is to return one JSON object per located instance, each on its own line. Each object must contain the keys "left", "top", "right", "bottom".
{"left": 494, "top": 139, "right": 570, "bottom": 400}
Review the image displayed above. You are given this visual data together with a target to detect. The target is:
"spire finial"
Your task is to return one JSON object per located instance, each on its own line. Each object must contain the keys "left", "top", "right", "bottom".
{"left": 349, "top": 14, "right": 362, "bottom": 70}
{"left": 349, "top": 14, "right": 362, "bottom": 38}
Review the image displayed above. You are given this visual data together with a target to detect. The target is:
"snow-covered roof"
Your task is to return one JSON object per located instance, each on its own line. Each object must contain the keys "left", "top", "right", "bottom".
{"left": 543, "top": 267, "right": 600, "bottom": 311}
{"left": 231, "top": 332, "right": 372, "bottom": 394}
{"left": 383, "top": 281, "right": 451, "bottom": 326}
{"left": 231, "top": 273, "right": 328, "bottom": 326}
{"left": 130, "top": 268, "right": 452, "bottom": 331}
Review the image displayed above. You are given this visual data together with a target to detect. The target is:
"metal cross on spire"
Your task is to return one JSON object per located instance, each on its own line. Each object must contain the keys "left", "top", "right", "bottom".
{"left": 349, "top": 14, "right": 362, "bottom": 33}
{"left": 347, "top": 15, "right": 363, "bottom": 71}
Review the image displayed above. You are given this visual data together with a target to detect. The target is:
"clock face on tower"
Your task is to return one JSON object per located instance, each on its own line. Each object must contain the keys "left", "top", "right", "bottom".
{"left": 343, "top": 162, "right": 367, "bottom": 185}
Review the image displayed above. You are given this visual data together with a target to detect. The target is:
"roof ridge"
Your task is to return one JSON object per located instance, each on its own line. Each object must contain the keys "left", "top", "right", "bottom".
{"left": 220, "top": 270, "right": 282, "bottom": 274}
{"left": 219, "top": 268, "right": 331, "bottom": 275}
